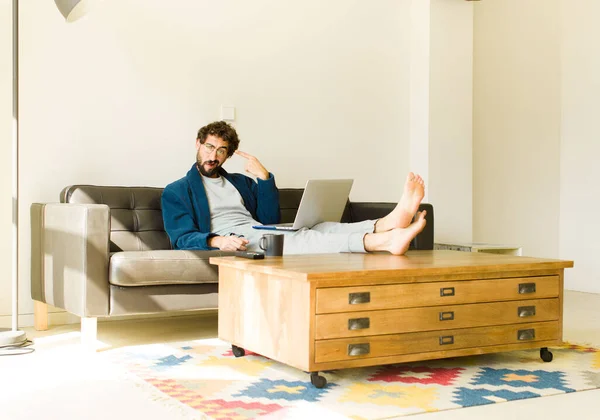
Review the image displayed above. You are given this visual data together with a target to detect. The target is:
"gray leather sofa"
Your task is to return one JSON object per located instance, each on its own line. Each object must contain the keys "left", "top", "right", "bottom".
{"left": 30, "top": 185, "right": 434, "bottom": 344}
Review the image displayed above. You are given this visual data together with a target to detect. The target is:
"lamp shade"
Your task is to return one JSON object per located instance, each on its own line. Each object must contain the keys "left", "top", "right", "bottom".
{"left": 54, "top": 0, "right": 96, "bottom": 22}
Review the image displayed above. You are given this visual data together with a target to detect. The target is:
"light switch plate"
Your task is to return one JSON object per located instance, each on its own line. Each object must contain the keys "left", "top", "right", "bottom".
{"left": 220, "top": 105, "right": 236, "bottom": 121}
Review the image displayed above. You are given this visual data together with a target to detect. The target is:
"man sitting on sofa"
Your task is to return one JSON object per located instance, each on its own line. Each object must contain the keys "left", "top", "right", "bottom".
{"left": 162, "top": 121, "right": 426, "bottom": 255}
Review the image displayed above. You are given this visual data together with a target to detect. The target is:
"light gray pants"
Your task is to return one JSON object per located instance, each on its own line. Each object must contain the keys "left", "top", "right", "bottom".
{"left": 229, "top": 220, "right": 377, "bottom": 255}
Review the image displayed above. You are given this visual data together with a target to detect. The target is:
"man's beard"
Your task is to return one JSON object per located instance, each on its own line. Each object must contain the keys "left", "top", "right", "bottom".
{"left": 197, "top": 158, "right": 221, "bottom": 177}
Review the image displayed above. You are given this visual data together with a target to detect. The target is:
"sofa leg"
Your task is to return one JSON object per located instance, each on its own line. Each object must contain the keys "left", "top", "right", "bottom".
{"left": 81, "top": 317, "right": 98, "bottom": 349}
{"left": 34, "top": 301, "right": 48, "bottom": 331}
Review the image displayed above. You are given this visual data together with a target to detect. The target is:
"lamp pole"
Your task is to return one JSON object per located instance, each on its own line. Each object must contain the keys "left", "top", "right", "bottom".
{"left": 0, "top": 0, "right": 26, "bottom": 349}
{"left": 1, "top": 0, "right": 96, "bottom": 349}
{"left": 11, "top": 0, "right": 19, "bottom": 333}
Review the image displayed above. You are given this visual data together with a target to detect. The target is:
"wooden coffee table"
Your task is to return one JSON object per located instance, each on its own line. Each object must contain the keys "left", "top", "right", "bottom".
{"left": 210, "top": 251, "right": 573, "bottom": 388}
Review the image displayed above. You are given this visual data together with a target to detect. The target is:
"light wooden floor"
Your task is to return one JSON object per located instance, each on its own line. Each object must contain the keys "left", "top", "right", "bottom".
{"left": 2, "top": 290, "right": 599, "bottom": 420}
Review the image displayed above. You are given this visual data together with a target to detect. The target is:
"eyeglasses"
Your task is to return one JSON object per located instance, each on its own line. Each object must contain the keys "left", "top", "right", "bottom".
{"left": 203, "top": 143, "right": 228, "bottom": 157}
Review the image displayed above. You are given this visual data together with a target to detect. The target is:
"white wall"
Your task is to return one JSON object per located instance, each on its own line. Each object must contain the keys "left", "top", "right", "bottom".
{"left": 560, "top": 0, "right": 600, "bottom": 293}
{"left": 10, "top": 0, "right": 416, "bottom": 325}
{"left": 20, "top": 0, "right": 411, "bottom": 195}
{"left": 429, "top": 0, "right": 473, "bottom": 243}
{"left": 0, "top": 1, "right": 13, "bottom": 321}
{"left": 473, "top": 0, "right": 561, "bottom": 258}
{"left": 473, "top": 0, "right": 600, "bottom": 293}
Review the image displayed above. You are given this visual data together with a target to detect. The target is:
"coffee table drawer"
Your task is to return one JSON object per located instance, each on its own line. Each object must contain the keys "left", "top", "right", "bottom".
{"left": 315, "top": 321, "right": 559, "bottom": 363}
{"left": 315, "top": 276, "right": 559, "bottom": 314}
{"left": 315, "top": 298, "right": 559, "bottom": 339}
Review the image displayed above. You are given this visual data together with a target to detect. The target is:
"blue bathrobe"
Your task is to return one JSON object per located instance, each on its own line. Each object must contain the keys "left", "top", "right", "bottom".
{"left": 161, "top": 163, "right": 280, "bottom": 250}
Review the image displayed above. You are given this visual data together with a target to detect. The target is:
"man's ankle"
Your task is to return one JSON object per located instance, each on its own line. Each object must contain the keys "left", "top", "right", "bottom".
{"left": 373, "top": 218, "right": 381, "bottom": 233}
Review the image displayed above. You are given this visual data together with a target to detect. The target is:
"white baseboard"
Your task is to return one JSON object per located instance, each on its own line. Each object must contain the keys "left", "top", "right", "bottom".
{"left": 0, "top": 308, "right": 218, "bottom": 329}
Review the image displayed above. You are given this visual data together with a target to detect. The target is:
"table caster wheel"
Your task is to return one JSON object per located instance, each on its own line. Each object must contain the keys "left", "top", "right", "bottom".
{"left": 310, "top": 372, "right": 327, "bottom": 388}
{"left": 232, "top": 345, "right": 245, "bottom": 358}
{"left": 540, "top": 347, "right": 553, "bottom": 362}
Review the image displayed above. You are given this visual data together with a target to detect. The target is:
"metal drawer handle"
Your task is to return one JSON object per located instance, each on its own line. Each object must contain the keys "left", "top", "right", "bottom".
{"left": 439, "top": 336, "right": 454, "bottom": 345}
{"left": 349, "top": 292, "right": 370, "bottom": 305}
{"left": 439, "top": 311, "right": 455, "bottom": 321}
{"left": 440, "top": 287, "right": 455, "bottom": 297}
{"left": 348, "top": 343, "right": 370, "bottom": 356}
{"left": 519, "top": 283, "right": 537, "bottom": 294}
{"left": 518, "top": 329, "right": 536, "bottom": 341}
{"left": 348, "top": 317, "right": 370, "bottom": 330}
{"left": 518, "top": 306, "right": 536, "bottom": 318}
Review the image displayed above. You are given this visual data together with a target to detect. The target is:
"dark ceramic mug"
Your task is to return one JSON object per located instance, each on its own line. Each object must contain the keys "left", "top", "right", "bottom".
{"left": 259, "top": 233, "right": 284, "bottom": 256}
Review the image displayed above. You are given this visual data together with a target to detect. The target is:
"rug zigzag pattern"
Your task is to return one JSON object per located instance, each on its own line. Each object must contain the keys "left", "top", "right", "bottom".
{"left": 105, "top": 340, "right": 600, "bottom": 419}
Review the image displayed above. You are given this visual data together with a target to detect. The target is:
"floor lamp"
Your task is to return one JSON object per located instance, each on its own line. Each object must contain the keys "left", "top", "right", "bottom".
{"left": 0, "top": 0, "right": 95, "bottom": 351}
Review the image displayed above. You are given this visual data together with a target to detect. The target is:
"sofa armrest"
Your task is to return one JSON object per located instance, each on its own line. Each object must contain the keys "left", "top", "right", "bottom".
{"left": 31, "top": 203, "right": 111, "bottom": 317}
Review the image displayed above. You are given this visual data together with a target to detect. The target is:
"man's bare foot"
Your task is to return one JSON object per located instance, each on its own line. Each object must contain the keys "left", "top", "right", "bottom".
{"left": 375, "top": 172, "right": 425, "bottom": 233}
{"left": 365, "top": 211, "right": 427, "bottom": 255}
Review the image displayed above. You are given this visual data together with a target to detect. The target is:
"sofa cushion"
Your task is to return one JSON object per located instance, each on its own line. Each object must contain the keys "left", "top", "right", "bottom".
{"left": 109, "top": 250, "right": 233, "bottom": 287}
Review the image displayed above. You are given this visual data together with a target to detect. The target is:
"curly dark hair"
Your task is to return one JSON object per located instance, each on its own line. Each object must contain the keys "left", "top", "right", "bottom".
{"left": 196, "top": 121, "right": 240, "bottom": 157}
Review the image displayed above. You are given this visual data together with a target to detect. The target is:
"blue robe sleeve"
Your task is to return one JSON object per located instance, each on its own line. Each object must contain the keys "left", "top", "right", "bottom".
{"left": 252, "top": 173, "right": 280, "bottom": 224}
{"left": 161, "top": 187, "right": 216, "bottom": 250}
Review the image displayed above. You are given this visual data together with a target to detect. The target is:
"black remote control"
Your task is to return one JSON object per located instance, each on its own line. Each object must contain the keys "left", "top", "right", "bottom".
{"left": 234, "top": 251, "right": 265, "bottom": 260}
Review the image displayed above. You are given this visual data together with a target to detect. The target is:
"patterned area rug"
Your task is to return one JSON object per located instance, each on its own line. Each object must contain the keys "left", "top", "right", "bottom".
{"left": 104, "top": 338, "right": 600, "bottom": 419}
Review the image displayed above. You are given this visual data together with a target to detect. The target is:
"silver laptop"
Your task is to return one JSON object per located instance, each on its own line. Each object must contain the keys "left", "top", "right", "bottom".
{"left": 253, "top": 179, "right": 354, "bottom": 231}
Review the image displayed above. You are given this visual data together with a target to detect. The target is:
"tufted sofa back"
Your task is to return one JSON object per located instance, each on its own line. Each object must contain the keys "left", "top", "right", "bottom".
{"left": 60, "top": 185, "right": 318, "bottom": 252}
{"left": 61, "top": 185, "right": 433, "bottom": 252}
{"left": 61, "top": 185, "right": 170, "bottom": 252}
